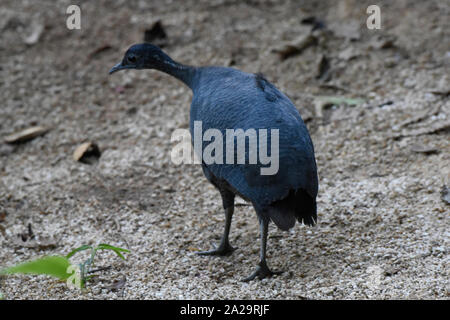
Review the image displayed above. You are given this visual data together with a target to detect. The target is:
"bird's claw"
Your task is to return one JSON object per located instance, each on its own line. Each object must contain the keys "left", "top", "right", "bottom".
{"left": 196, "top": 243, "right": 236, "bottom": 256}
{"left": 241, "top": 263, "right": 282, "bottom": 282}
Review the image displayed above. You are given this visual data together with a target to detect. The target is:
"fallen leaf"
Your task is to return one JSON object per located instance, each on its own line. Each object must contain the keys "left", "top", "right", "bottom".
{"left": 10, "top": 236, "right": 58, "bottom": 249}
{"left": 73, "top": 142, "right": 101, "bottom": 164}
{"left": 4, "top": 126, "right": 49, "bottom": 144}
{"left": 272, "top": 34, "right": 317, "bottom": 60}
{"left": 319, "top": 83, "right": 351, "bottom": 93}
{"left": 162, "top": 186, "right": 176, "bottom": 193}
{"left": 23, "top": 22, "right": 44, "bottom": 45}
{"left": 410, "top": 144, "right": 439, "bottom": 155}
{"left": 316, "top": 54, "right": 330, "bottom": 80}
{"left": 88, "top": 44, "right": 112, "bottom": 60}
{"left": 395, "top": 105, "right": 441, "bottom": 129}
{"left": 0, "top": 211, "right": 7, "bottom": 222}
{"left": 10, "top": 225, "right": 58, "bottom": 250}
{"left": 428, "top": 89, "right": 450, "bottom": 97}
{"left": 389, "top": 120, "right": 450, "bottom": 139}
{"left": 368, "top": 35, "right": 396, "bottom": 50}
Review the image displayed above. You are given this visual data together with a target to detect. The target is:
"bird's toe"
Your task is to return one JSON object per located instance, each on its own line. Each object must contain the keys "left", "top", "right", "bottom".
{"left": 241, "top": 263, "right": 282, "bottom": 282}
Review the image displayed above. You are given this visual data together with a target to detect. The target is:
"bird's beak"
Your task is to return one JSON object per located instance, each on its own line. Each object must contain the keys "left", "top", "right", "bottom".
{"left": 109, "top": 62, "right": 124, "bottom": 74}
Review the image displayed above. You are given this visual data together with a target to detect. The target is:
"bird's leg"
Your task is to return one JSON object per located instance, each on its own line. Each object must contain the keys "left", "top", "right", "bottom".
{"left": 197, "top": 192, "right": 236, "bottom": 256}
{"left": 242, "top": 218, "right": 282, "bottom": 281}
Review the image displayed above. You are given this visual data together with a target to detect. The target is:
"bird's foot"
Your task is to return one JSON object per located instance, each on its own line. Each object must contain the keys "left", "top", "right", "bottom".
{"left": 241, "top": 262, "right": 282, "bottom": 282}
{"left": 196, "top": 242, "right": 236, "bottom": 256}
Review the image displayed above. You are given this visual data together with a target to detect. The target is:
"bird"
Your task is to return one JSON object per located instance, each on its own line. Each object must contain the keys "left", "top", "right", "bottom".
{"left": 110, "top": 43, "right": 319, "bottom": 281}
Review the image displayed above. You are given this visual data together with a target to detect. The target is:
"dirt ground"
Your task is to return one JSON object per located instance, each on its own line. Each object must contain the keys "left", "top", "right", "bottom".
{"left": 0, "top": 0, "right": 448, "bottom": 299}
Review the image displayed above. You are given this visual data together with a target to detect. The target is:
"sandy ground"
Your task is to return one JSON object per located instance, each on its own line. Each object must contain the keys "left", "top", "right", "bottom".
{"left": 0, "top": 0, "right": 449, "bottom": 299}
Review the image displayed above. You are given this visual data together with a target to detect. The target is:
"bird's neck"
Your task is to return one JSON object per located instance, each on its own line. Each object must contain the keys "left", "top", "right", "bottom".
{"left": 153, "top": 56, "right": 197, "bottom": 90}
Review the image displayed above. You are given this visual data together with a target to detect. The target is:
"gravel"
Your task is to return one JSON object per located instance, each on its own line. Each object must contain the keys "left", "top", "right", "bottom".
{"left": 0, "top": 0, "right": 448, "bottom": 299}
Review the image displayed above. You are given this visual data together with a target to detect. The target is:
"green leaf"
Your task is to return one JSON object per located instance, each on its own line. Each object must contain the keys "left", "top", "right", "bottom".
{"left": 96, "top": 244, "right": 129, "bottom": 252}
{"left": 0, "top": 255, "right": 72, "bottom": 280}
{"left": 96, "top": 244, "right": 130, "bottom": 260}
{"left": 66, "top": 245, "right": 93, "bottom": 259}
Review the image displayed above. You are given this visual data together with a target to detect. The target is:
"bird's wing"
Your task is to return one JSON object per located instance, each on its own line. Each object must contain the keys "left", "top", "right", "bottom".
{"left": 190, "top": 70, "right": 318, "bottom": 209}
{"left": 201, "top": 125, "right": 318, "bottom": 209}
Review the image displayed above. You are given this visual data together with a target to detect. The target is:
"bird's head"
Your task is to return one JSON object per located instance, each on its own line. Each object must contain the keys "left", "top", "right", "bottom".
{"left": 109, "top": 43, "right": 170, "bottom": 74}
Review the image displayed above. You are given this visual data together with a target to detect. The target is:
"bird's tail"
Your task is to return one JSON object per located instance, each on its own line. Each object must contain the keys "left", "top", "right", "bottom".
{"left": 265, "top": 189, "right": 317, "bottom": 231}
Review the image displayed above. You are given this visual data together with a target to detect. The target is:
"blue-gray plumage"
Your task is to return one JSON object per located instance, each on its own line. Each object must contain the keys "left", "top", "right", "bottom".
{"left": 110, "top": 43, "right": 319, "bottom": 281}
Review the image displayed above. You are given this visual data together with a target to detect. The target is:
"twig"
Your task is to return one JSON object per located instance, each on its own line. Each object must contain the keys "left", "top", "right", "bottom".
{"left": 86, "top": 266, "right": 112, "bottom": 274}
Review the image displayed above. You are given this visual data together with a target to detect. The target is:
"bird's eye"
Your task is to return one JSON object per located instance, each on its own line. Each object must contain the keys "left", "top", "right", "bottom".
{"left": 127, "top": 55, "right": 137, "bottom": 63}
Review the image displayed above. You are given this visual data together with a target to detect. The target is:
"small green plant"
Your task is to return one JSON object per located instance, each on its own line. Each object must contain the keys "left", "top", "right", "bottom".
{"left": 66, "top": 243, "right": 130, "bottom": 288}
{"left": 0, "top": 243, "right": 129, "bottom": 290}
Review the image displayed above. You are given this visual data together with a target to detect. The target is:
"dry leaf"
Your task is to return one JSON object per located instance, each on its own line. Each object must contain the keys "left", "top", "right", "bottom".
{"left": 10, "top": 236, "right": 58, "bottom": 249}
{"left": 368, "top": 35, "right": 396, "bottom": 50}
{"left": 88, "top": 44, "right": 112, "bottom": 60}
{"left": 73, "top": 142, "right": 101, "bottom": 164}
{"left": 23, "top": 22, "right": 44, "bottom": 45}
{"left": 395, "top": 105, "right": 441, "bottom": 129}
{"left": 428, "top": 89, "right": 450, "bottom": 97}
{"left": 410, "top": 144, "right": 439, "bottom": 155}
{"left": 10, "top": 224, "right": 58, "bottom": 249}
{"left": 272, "top": 34, "right": 317, "bottom": 60}
{"left": 389, "top": 120, "right": 450, "bottom": 139}
{"left": 0, "top": 210, "right": 7, "bottom": 222}
{"left": 316, "top": 54, "right": 330, "bottom": 80}
{"left": 0, "top": 225, "right": 5, "bottom": 237}
{"left": 4, "top": 126, "right": 49, "bottom": 144}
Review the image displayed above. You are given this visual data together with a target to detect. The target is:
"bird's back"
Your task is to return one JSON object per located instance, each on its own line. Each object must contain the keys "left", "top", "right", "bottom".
{"left": 190, "top": 67, "right": 318, "bottom": 230}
